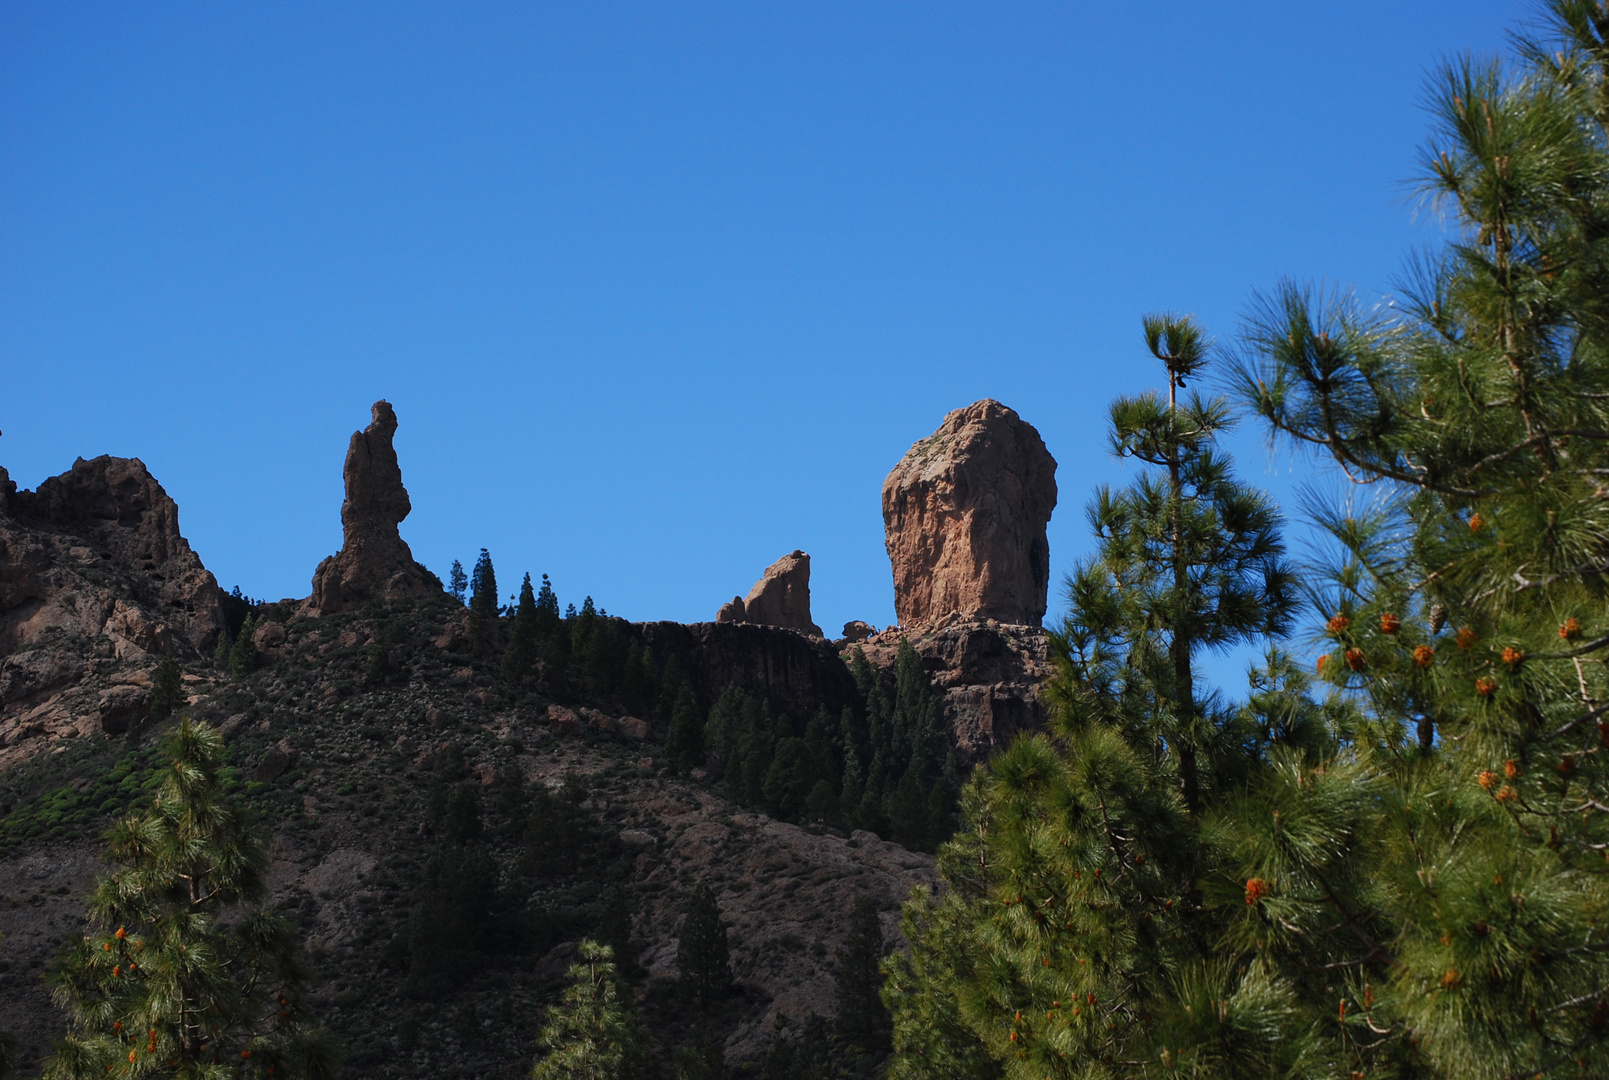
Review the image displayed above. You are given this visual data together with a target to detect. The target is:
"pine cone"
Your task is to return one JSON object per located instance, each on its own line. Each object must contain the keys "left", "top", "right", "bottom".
{"left": 1429, "top": 604, "right": 1448, "bottom": 635}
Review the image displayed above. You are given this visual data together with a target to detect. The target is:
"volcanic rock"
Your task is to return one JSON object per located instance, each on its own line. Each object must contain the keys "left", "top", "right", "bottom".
{"left": 0, "top": 455, "right": 226, "bottom": 659}
{"left": 714, "top": 550, "right": 822, "bottom": 637}
{"left": 307, "top": 401, "right": 443, "bottom": 614}
{"left": 848, "top": 619, "right": 1051, "bottom": 766}
{"left": 841, "top": 620, "right": 875, "bottom": 642}
{"left": 882, "top": 399, "right": 1057, "bottom": 627}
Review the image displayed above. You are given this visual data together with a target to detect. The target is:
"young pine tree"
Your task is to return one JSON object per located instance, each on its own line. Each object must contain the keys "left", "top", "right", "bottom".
{"left": 148, "top": 655, "right": 184, "bottom": 724}
{"left": 531, "top": 941, "right": 646, "bottom": 1080}
{"left": 45, "top": 720, "right": 338, "bottom": 1079}
{"left": 664, "top": 686, "right": 706, "bottom": 773}
{"left": 468, "top": 549, "right": 498, "bottom": 653}
{"left": 227, "top": 615, "right": 259, "bottom": 677}
{"left": 503, "top": 572, "right": 540, "bottom": 686}
{"left": 834, "top": 896, "right": 892, "bottom": 1058}
{"left": 884, "top": 316, "right": 1301, "bottom": 1079}
{"left": 676, "top": 883, "right": 731, "bottom": 1003}
{"left": 448, "top": 559, "right": 468, "bottom": 605}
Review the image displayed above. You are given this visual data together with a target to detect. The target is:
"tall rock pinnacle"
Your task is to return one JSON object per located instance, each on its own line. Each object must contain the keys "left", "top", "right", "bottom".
{"left": 882, "top": 399, "right": 1057, "bottom": 628}
{"left": 308, "top": 401, "right": 442, "bottom": 614}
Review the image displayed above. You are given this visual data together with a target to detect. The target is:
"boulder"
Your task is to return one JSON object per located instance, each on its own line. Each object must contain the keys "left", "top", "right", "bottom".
{"left": 307, "top": 401, "right": 443, "bottom": 614}
{"left": 841, "top": 620, "right": 875, "bottom": 642}
{"left": 882, "top": 399, "right": 1057, "bottom": 628}
{"left": 715, "top": 550, "right": 822, "bottom": 637}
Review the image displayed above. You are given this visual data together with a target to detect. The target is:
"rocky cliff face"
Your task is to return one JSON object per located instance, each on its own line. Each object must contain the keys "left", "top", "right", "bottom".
{"left": 308, "top": 401, "right": 443, "bottom": 614}
{"left": 882, "top": 399, "right": 1057, "bottom": 628}
{"left": 0, "top": 455, "right": 225, "bottom": 663}
{"left": 848, "top": 618, "right": 1051, "bottom": 766}
{"left": 713, "top": 550, "right": 823, "bottom": 637}
{"left": 632, "top": 619, "right": 857, "bottom": 720}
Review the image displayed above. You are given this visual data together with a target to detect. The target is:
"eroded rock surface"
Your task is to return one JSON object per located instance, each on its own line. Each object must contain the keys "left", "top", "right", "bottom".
{"left": 714, "top": 550, "right": 822, "bottom": 637}
{"left": 308, "top": 401, "right": 443, "bottom": 614}
{"left": 849, "top": 619, "right": 1051, "bottom": 766}
{"left": 0, "top": 455, "right": 225, "bottom": 665}
{"left": 882, "top": 399, "right": 1057, "bottom": 628}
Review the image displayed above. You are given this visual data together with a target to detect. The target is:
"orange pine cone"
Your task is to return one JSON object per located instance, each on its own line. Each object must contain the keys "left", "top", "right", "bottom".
{"left": 1413, "top": 645, "right": 1436, "bottom": 667}
{"left": 1468, "top": 513, "right": 1484, "bottom": 531}
{"left": 1380, "top": 612, "right": 1401, "bottom": 634}
{"left": 1475, "top": 677, "right": 1497, "bottom": 697}
{"left": 1245, "top": 878, "right": 1269, "bottom": 904}
{"left": 1327, "top": 614, "right": 1351, "bottom": 633}
{"left": 1345, "top": 648, "right": 1366, "bottom": 672}
{"left": 1505, "top": 759, "right": 1520, "bottom": 779}
{"left": 1501, "top": 646, "right": 1525, "bottom": 666}
{"left": 1478, "top": 770, "right": 1498, "bottom": 790}
{"left": 1456, "top": 626, "right": 1479, "bottom": 649}
{"left": 1560, "top": 617, "right": 1582, "bottom": 640}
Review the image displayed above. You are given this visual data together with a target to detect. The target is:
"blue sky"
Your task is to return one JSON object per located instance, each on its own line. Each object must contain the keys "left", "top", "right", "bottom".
{"left": 2, "top": 2, "right": 1523, "bottom": 680}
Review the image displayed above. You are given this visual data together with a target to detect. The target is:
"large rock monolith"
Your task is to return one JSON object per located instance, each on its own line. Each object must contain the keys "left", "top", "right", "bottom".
{"left": 882, "top": 399, "right": 1057, "bottom": 628}
{"left": 308, "top": 401, "right": 442, "bottom": 614}
{"left": 713, "top": 550, "right": 823, "bottom": 637}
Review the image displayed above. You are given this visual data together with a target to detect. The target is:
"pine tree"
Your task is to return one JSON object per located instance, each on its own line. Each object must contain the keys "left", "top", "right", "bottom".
{"left": 448, "top": 559, "right": 468, "bottom": 605}
{"left": 148, "top": 655, "right": 183, "bottom": 724}
{"left": 531, "top": 940, "right": 646, "bottom": 1080}
{"left": 227, "top": 614, "right": 259, "bottom": 677}
{"left": 676, "top": 883, "right": 731, "bottom": 1002}
{"left": 468, "top": 549, "right": 498, "bottom": 654}
{"left": 835, "top": 895, "right": 891, "bottom": 1058}
{"left": 535, "top": 574, "right": 562, "bottom": 641}
{"left": 664, "top": 686, "right": 706, "bottom": 773}
{"left": 503, "top": 572, "right": 540, "bottom": 685}
{"left": 211, "top": 627, "right": 231, "bottom": 671}
{"left": 885, "top": 316, "right": 1302, "bottom": 1079}
{"left": 1215, "top": 6, "right": 1609, "bottom": 1074}
{"left": 44, "top": 720, "right": 338, "bottom": 1079}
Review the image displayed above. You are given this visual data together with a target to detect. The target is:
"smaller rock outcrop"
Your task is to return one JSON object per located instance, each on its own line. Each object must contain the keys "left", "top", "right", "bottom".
{"left": 841, "top": 620, "right": 875, "bottom": 642}
{"left": 308, "top": 401, "right": 442, "bottom": 614}
{"left": 713, "top": 550, "right": 823, "bottom": 637}
{"left": 883, "top": 399, "right": 1058, "bottom": 628}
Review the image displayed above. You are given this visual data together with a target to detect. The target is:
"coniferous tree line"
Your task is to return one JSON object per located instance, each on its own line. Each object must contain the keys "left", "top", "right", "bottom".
{"left": 447, "top": 550, "right": 961, "bottom": 851}
{"left": 663, "top": 641, "right": 957, "bottom": 852}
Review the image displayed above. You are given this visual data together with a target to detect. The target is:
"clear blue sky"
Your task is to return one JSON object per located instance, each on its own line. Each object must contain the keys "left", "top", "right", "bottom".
{"left": 2, "top": 2, "right": 1523, "bottom": 670}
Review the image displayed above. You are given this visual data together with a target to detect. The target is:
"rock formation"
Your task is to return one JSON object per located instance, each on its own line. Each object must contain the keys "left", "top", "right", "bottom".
{"left": 631, "top": 618, "right": 858, "bottom": 721}
{"left": 848, "top": 619, "right": 1051, "bottom": 766}
{"left": 307, "top": 401, "right": 442, "bottom": 614}
{"left": 0, "top": 455, "right": 225, "bottom": 662}
{"left": 712, "top": 550, "right": 823, "bottom": 637}
{"left": 882, "top": 399, "right": 1057, "bottom": 628}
